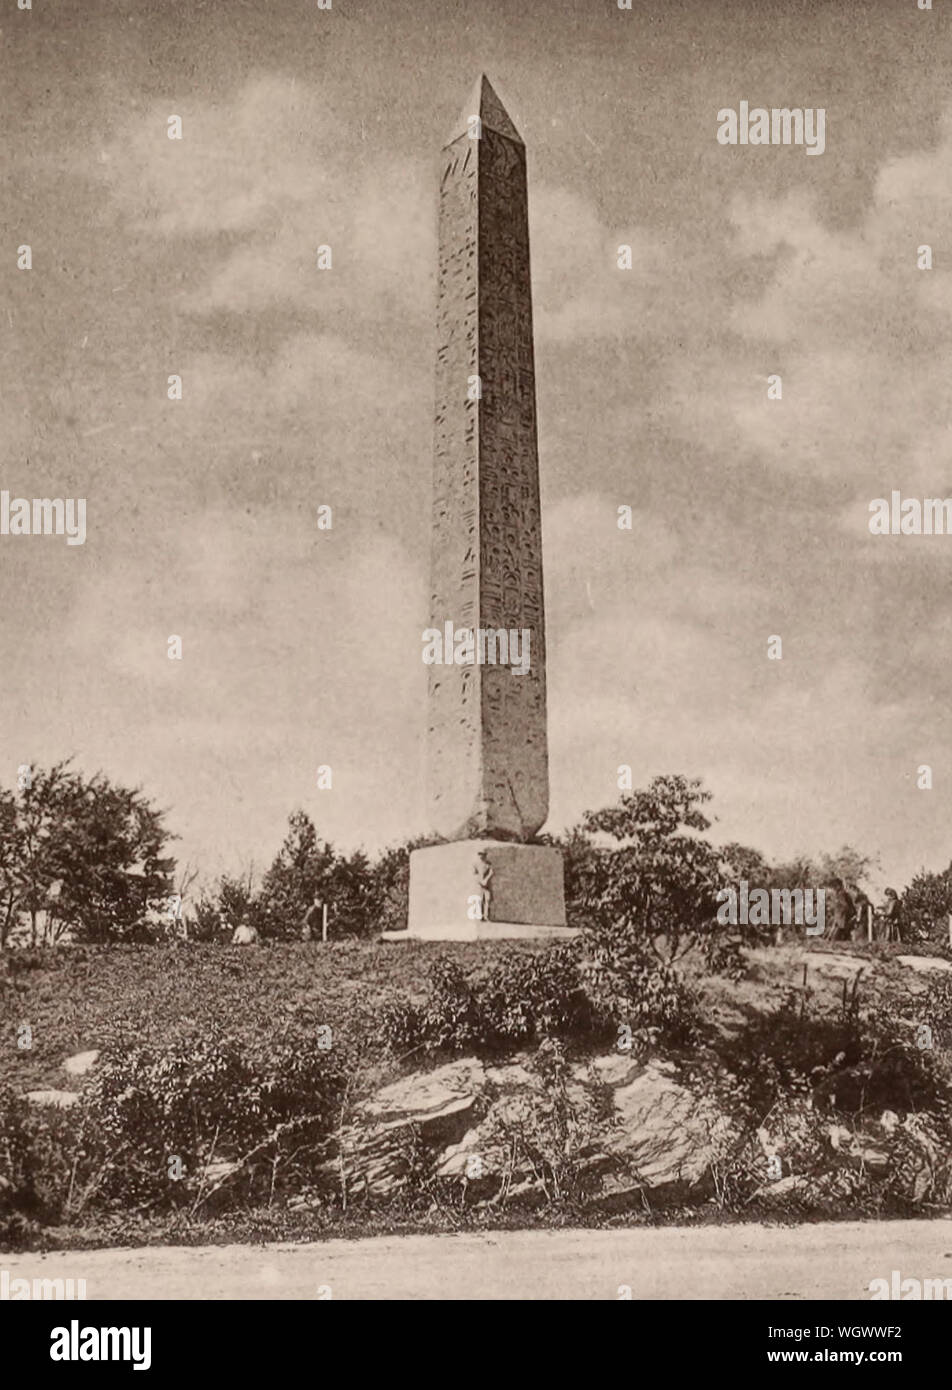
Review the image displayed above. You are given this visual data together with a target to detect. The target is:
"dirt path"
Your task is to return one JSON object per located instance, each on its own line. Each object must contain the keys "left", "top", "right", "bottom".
{"left": 5, "top": 1219, "right": 952, "bottom": 1300}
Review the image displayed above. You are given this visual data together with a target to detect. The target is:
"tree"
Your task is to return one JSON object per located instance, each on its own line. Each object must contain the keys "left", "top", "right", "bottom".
{"left": 216, "top": 866, "right": 264, "bottom": 935}
{"left": 257, "top": 813, "right": 431, "bottom": 940}
{"left": 577, "top": 775, "right": 723, "bottom": 962}
{"left": 258, "top": 812, "right": 338, "bottom": 940}
{"left": 324, "top": 848, "right": 376, "bottom": 937}
{"left": 189, "top": 889, "right": 230, "bottom": 943}
{"left": 0, "top": 787, "right": 22, "bottom": 948}
{"left": 367, "top": 836, "right": 433, "bottom": 935}
{"left": 718, "top": 841, "right": 770, "bottom": 886}
{"left": 11, "top": 762, "right": 76, "bottom": 946}
{"left": 0, "top": 761, "right": 176, "bottom": 945}
{"left": 902, "top": 866, "right": 952, "bottom": 942}
{"left": 54, "top": 774, "right": 175, "bottom": 943}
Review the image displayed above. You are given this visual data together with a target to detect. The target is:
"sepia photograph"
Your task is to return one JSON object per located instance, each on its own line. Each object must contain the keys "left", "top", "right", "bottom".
{"left": 2, "top": 0, "right": 951, "bottom": 1356}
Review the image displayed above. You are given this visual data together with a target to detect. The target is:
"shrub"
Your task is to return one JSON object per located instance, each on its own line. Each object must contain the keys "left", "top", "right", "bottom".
{"left": 375, "top": 941, "right": 688, "bottom": 1058}
{"left": 377, "top": 950, "right": 590, "bottom": 1057}
{"left": 704, "top": 1084, "right": 952, "bottom": 1218}
{"left": 0, "top": 1087, "right": 36, "bottom": 1216}
{"left": 470, "top": 945, "right": 596, "bottom": 1050}
{"left": 0, "top": 1085, "right": 88, "bottom": 1227}
{"left": 0, "top": 1029, "right": 352, "bottom": 1221}
{"left": 475, "top": 1039, "right": 613, "bottom": 1206}
{"left": 699, "top": 986, "right": 952, "bottom": 1216}
{"left": 920, "top": 973, "right": 952, "bottom": 1052}
{"left": 717, "top": 986, "right": 945, "bottom": 1119}
{"left": 578, "top": 927, "right": 699, "bottom": 1052}
{"left": 377, "top": 995, "right": 428, "bottom": 1057}
{"left": 420, "top": 958, "right": 484, "bottom": 1051}
{"left": 700, "top": 932, "right": 749, "bottom": 981}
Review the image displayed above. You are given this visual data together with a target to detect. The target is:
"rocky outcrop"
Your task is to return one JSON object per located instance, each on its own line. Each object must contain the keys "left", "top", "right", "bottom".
{"left": 24, "top": 1090, "right": 79, "bottom": 1108}
{"left": 597, "top": 1057, "right": 719, "bottom": 1192}
{"left": 63, "top": 1050, "right": 100, "bottom": 1076}
{"left": 326, "top": 1059, "right": 486, "bottom": 1198}
{"left": 318, "top": 1051, "right": 722, "bottom": 1208}
{"left": 896, "top": 955, "right": 952, "bottom": 974}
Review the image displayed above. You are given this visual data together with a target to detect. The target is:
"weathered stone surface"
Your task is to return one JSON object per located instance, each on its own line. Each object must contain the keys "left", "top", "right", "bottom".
{"left": 361, "top": 1058, "right": 485, "bottom": 1125}
{"left": 325, "top": 1060, "right": 486, "bottom": 1198}
{"left": 485, "top": 1061, "right": 535, "bottom": 1089}
{"left": 425, "top": 76, "right": 549, "bottom": 844}
{"left": 825, "top": 1122, "right": 888, "bottom": 1169}
{"left": 601, "top": 1059, "right": 715, "bottom": 1188}
{"left": 802, "top": 951, "right": 868, "bottom": 979}
{"left": 434, "top": 1055, "right": 588, "bottom": 1183}
{"left": 401, "top": 76, "right": 568, "bottom": 939}
{"left": 329, "top": 1051, "right": 723, "bottom": 1205}
{"left": 586, "top": 1052, "right": 657, "bottom": 1089}
{"left": 447, "top": 1056, "right": 723, "bottom": 1205}
{"left": 827, "top": 1123, "right": 853, "bottom": 1152}
{"left": 752, "top": 1173, "right": 814, "bottom": 1203}
{"left": 201, "top": 1158, "right": 241, "bottom": 1187}
{"left": 897, "top": 954, "right": 952, "bottom": 974}
{"left": 24, "top": 1090, "right": 79, "bottom": 1108}
{"left": 63, "top": 1049, "right": 100, "bottom": 1076}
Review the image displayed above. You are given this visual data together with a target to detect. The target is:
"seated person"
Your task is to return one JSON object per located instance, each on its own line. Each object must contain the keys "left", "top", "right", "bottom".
{"left": 231, "top": 917, "right": 259, "bottom": 945}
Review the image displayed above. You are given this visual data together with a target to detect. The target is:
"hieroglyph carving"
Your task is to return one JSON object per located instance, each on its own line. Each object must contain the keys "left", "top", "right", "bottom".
{"left": 427, "top": 80, "right": 549, "bottom": 842}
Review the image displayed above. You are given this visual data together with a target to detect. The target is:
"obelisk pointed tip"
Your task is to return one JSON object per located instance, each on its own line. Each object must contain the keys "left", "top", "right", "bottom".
{"left": 445, "top": 73, "right": 524, "bottom": 147}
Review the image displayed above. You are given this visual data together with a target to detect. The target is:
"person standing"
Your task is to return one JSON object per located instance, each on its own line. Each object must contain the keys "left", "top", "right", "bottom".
{"left": 847, "top": 882, "right": 872, "bottom": 941}
{"left": 302, "top": 897, "right": 323, "bottom": 942}
{"left": 824, "top": 877, "right": 851, "bottom": 942}
{"left": 880, "top": 888, "right": 903, "bottom": 943}
{"left": 473, "top": 851, "right": 493, "bottom": 923}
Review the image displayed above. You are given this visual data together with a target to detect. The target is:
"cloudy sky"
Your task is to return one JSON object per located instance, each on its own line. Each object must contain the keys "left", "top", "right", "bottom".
{"left": 2, "top": 0, "right": 951, "bottom": 892}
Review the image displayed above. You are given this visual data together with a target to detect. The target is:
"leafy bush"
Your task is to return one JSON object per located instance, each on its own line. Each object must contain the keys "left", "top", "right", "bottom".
{"left": 717, "top": 987, "right": 943, "bottom": 1119}
{"left": 377, "top": 941, "right": 689, "bottom": 1058}
{"left": 698, "top": 986, "right": 952, "bottom": 1215}
{"left": 579, "top": 928, "right": 699, "bottom": 1051}
{"left": 704, "top": 1086, "right": 952, "bottom": 1217}
{"left": 475, "top": 1039, "right": 613, "bottom": 1206}
{"left": 85, "top": 1031, "right": 349, "bottom": 1210}
{"left": 0, "top": 1087, "right": 35, "bottom": 1215}
{"left": 378, "top": 954, "right": 562, "bottom": 1056}
{"left": 0, "top": 1029, "right": 351, "bottom": 1225}
{"left": 0, "top": 1085, "right": 89, "bottom": 1229}
{"left": 477, "top": 946, "right": 595, "bottom": 1046}
{"left": 902, "top": 865, "right": 952, "bottom": 942}
{"left": 700, "top": 932, "right": 749, "bottom": 980}
{"left": 919, "top": 973, "right": 952, "bottom": 1051}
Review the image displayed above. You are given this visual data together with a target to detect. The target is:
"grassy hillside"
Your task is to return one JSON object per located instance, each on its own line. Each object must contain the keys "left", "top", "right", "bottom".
{"left": 1, "top": 936, "right": 940, "bottom": 1093}
{"left": 1, "top": 939, "right": 600, "bottom": 1092}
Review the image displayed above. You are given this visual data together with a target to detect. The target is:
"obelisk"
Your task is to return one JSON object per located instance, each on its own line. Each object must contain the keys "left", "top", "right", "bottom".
{"left": 398, "top": 76, "right": 572, "bottom": 941}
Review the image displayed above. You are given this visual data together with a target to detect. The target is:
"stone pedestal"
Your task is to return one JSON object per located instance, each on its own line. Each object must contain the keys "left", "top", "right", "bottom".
{"left": 383, "top": 840, "right": 576, "bottom": 942}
